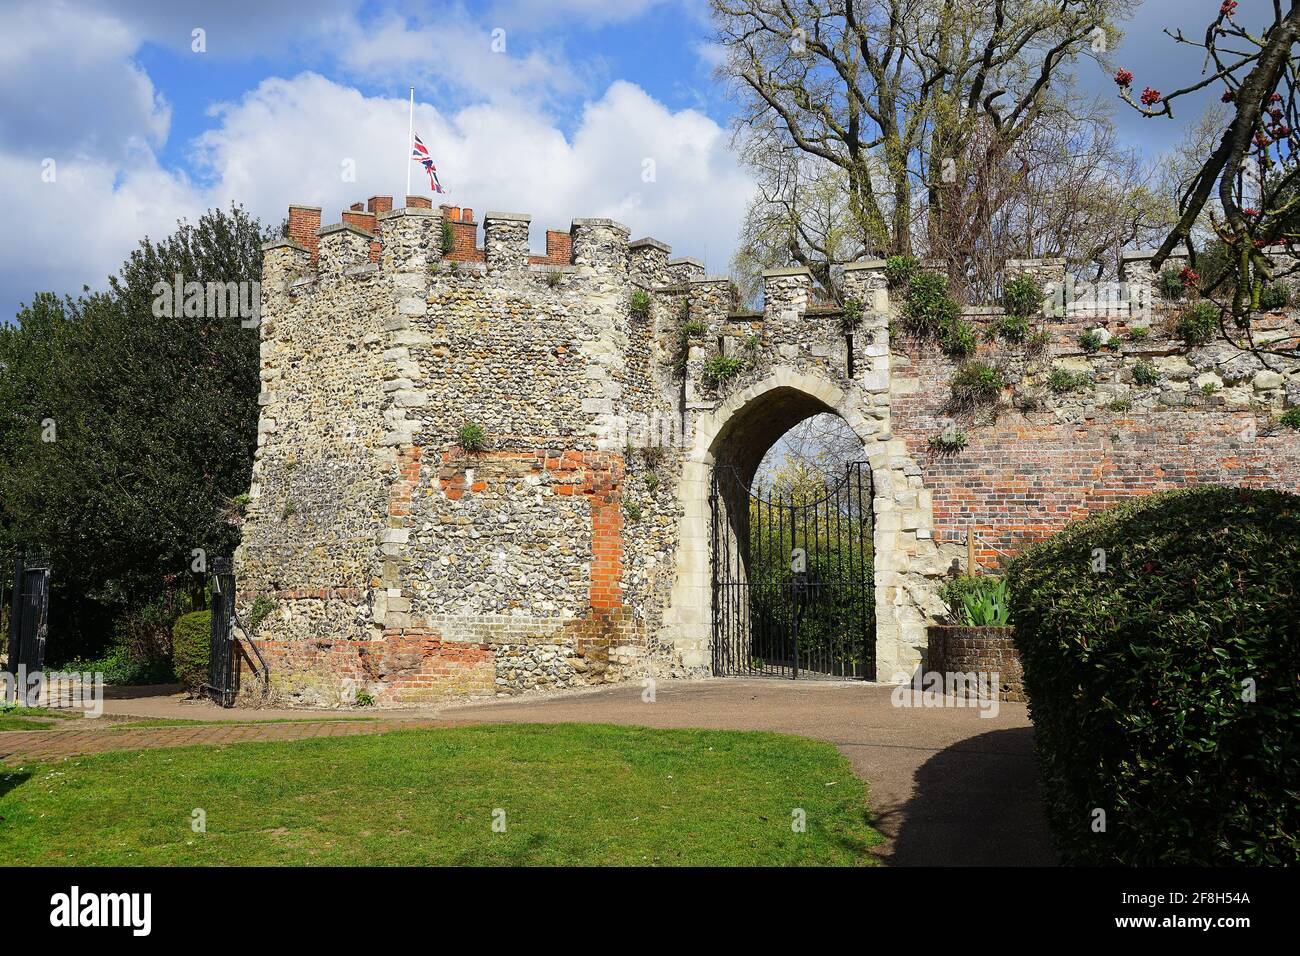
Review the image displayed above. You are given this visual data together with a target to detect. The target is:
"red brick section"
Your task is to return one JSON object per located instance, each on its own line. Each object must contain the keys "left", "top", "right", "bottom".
{"left": 406, "top": 195, "right": 433, "bottom": 209}
{"left": 246, "top": 632, "right": 495, "bottom": 704}
{"left": 529, "top": 230, "right": 573, "bottom": 266}
{"left": 367, "top": 195, "right": 393, "bottom": 215}
{"left": 890, "top": 316, "right": 1300, "bottom": 567}
{"left": 0, "top": 719, "right": 446, "bottom": 765}
{"left": 441, "top": 205, "right": 485, "bottom": 262}
{"left": 437, "top": 449, "right": 625, "bottom": 613}
{"left": 341, "top": 209, "right": 377, "bottom": 235}
{"left": 927, "top": 626, "right": 1024, "bottom": 702}
{"left": 287, "top": 205, "right": 321, "bottom": 261}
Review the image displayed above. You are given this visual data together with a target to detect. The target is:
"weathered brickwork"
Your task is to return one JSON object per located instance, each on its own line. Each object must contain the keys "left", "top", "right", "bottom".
{"left": 926, "top": 626, "right": 1024, "bottom": 703}
{"left": 238, "top": 192, "right": 1299, "bottom": 706}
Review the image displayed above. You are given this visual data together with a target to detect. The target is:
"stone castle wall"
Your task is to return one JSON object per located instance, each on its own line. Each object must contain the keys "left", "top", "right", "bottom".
{"left": 236, "top": 194, "right": 1300, "bottom": 705}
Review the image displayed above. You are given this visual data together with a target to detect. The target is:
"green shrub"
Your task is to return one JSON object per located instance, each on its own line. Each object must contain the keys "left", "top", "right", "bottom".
{"left": 703, "top": 354, "right": 745, "bottom": 388}
{"left": 904, "top": 271, "right": 960, "bottom": 335}
{"left": 939, "top": 575, "right": 1011, "bottom": 625}
{"left": 1006, "top": 487, "right": 1300, "bottom": 865}
{"left": 1126, "top": 325, "right": 1150, "bottom": 342}
{"left": 1280, "top": 408, "right": 1300, "bottom": 430}
{"left": 989, "top": 313, "right": 1031, "bottom": 343}
{"left": 1259, "top": 281, "right": 1290, "bottom": 311}
{"left": 441, "top": 220, "right": 455, "bottom": 256}
{"left": 1176, "top": 301, "right": 1218, "bottom": 346}
{"left": 1047, "top": 368, "right": 1091, "bottom": 393}
{"left": 884, "top": 254, "right": 918, "bottom": 289}
{"left": 622, "top": 500, "right": 643, "bottom": 523}
{"left": 938, "top": 317, "right": 977, "bottom": 359}
{"left": 839, "top": 296, "right": 864, "bottom": 331}
{"left": 950, "top": 362, "right": 1004, "bottom": 405}
{"left": 172, "top": 610, "right": 212, "bottom": 693}
{"left": 1003, "top": 274, "right": 1045, "bottom": 318}
{"left": 456, "top": 423, "right": 487, "bottom": 452}
{"left": 1156, "top": 267, "right": 1185, "bottom": 300}
{"left": 681, "top": 319, "right": 706, "bottom": 338}
{"left": 630, "top": 289, "right": 651, "bottom": 319}
{"left": 1132, "top": 359, "right": 1160, "bottom": 386}
{"left": 1077, "top": 329, "right": 1104, "bottom": 353}
{"left": 927, "top": 429, "right": 968, "bottom": 453}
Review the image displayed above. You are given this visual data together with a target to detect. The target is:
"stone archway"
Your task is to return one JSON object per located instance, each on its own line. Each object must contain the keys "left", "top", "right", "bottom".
{"left": 662, "top": 368, "right": 948, "bottom": 682}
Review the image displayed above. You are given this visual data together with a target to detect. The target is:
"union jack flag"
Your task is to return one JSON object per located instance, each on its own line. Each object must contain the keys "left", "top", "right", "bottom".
{"left": 411, "top": 133, "right": 446, "bottom": 194}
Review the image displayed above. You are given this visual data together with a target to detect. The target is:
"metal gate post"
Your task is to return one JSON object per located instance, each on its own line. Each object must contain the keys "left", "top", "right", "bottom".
{"left": 208, "top": 556, "right": 237, "bottom": 706}
{"left": 5, "top": 550, "right": 21, "bottom": 685}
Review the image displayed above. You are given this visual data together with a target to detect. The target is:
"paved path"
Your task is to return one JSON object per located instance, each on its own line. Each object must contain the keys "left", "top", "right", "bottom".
{"left": 1, "top": 679, "right": 1056, "bottom": 866}
{"left": 0, "top": 718, "right": 444, "bottom": 764}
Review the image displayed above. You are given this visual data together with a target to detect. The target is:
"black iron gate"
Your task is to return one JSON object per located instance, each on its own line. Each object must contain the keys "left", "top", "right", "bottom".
{"left": 206, "top": 556, "right": 238, "bottom": 706}
{"left": 710, "top": 461, "right": 874, "bottom": 679}
{"left": 6, "top": 549, "right": 51, "bottom": 679}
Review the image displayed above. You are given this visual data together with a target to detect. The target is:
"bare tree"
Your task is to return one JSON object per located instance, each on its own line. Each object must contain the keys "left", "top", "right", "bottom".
{"left": 713, "top": 0, "right": 1130, "bottom": 263}
{"left": 1116, "top": 0, "right": 1300, "bottom": 356}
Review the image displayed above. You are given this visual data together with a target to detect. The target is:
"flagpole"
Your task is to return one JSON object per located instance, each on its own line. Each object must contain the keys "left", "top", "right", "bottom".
{"left": 405, "top": 86, "right": 414, "bottom": 201}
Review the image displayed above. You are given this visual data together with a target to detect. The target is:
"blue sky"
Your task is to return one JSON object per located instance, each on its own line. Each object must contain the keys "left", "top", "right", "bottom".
{"left": 0, "top": 0, "right": 1240, "bottom": 322}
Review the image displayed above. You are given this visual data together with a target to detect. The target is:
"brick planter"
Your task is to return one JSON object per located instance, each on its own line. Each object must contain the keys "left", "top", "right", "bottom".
{"left": 926, "top": 626, "right": 1025, "bottom": 703}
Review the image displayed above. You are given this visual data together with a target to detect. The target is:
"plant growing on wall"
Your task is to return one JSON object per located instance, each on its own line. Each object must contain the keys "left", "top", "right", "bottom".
{"left": 838, "top": 296, "right": 864, "bottom": 332}
{"left": 927, "top": 429, "right": 968, "bottom": 453}
{"left": 1132, "top": 359, "right": 1160, "bottom": 386}
{"left": 950, "top": 362, "right": 1005, "bottom": 406}
{"left": 903, "top": 270, "right": 960, "bottom": 336}
{"left": 1127, "top": 325, "right": 1151, "bottom": 342}
{"left": 456, "top": 422, "right": 488, "bottom": 452}
{"left": 1002, "top": 274, "right": 1044, "bottom": 318}
{"left": 988, "top": 312, "right": 1031, "bottom": 344}
{"left": 1156, "top": 267, "right": 1185, "bottom": 301}
{"left": 1047, "top": 368, "right": 1092, "bottom": 393}
{"left": 884, "top": 254, "right": 918, "bottom": 289}
{"left": 1176, "top": 302, "right": 1218, "bottom": 346}
{"left": 630, "top": 289, "right": 651, "bottom": 319}
{"left": 1259, "top": 281, "right": 1291, "bottom": 311}
{"left": 1280, "top": 408, "right": 1300, "bottom": 430}
{"left": 622, "top": 500, "right": 643, "bottom": 523}
{"left": 939, "top": 575, "right": 1012, "bottom": 627}
{"left": 703, "top": 354, "right": 745, "bottom": 388}
{"left": 938, "top": 317, "right": 977, "bottom": 359}
{"left": 441, "top": 220, "right": 455, "bottom": 256}
{"left": 1078, "top": 329, "right": 1104, "bottom": 353}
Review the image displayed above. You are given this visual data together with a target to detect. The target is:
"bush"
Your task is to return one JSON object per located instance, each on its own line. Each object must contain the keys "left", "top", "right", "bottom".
{"left": 950, "top": 362, "right": 1004, "bottom": 405}
{"left": 1156, "top": 267, "right": 1185, "bottom": 300}
{"left": 884, "top": 254, "right": 918, "bottom": 289}
{"left": 456, "top": 422, "right": 487, "bottom": 452}
{"left": 703, "top": 354, "right": 745, "bottom": 388}
{"left": 1006, "top": 487, "right": 1300, "bottom": 865}
{"left": 1132, "top": 359, "right": 1160, "bottom": 386}
{"left": 1280, "top": 408, "right": 1300, "bottom": 430}
{"left": 937, "top": 317, "right": 977, "bottom": 359}
{"left": 839, "top": 296, "right": 864, "bottom": 331}
{"left": 1077, "top": 329, "right": 1104, "bottom": 353}
{"left": 1176, "top": 301, "right": 1218, "bottom": 346}
{"left": 989, "top": 313, "right": 1031, "bottom": 344}
{"left": 939, "top": 575, "right": 1011, "bottom": 625}
{"left": 1003, "top": 274, "right": 1044, "bottom": 318}
{"left": 927, "top": 429, "right": 968, "bottom": 453}
{"left": 1047, "top": 368, "right": 1091, "bottom": 393}
{"left": 441, "top": 220, "right": 455, "bottom": 256}
{"left": 630, "top": 289, "right": 651, "bottom": 319}
{"left": 1259, "top": 281, "right": 1290, "bottom": 311}
{"left": 904, "top": 271, "right": 960, "bottom": 335}
{"left": 172, "top": 610, "right": 212, "bottom": 693}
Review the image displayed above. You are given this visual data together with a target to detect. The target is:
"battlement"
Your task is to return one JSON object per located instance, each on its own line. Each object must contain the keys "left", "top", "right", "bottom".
{"left": 270, "top": 195, "right": 675, "bottom": 281}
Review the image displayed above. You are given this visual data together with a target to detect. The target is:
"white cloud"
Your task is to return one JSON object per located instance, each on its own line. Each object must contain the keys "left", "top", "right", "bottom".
{"left": 196, "top": 73, "right": 754, "bottom": 270}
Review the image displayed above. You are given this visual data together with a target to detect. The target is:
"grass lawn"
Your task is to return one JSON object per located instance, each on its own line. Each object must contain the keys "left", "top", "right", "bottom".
{"left": 0, "top": 707, "right": 81, "bottom": 732}
{"left": 0, "top": 723, "right": 881, "bottom": 866}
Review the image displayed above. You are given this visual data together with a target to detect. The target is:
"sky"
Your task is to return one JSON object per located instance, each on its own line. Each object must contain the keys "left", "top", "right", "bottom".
{"left": 0, "top": 0, "right": 1248, "bottom": 323}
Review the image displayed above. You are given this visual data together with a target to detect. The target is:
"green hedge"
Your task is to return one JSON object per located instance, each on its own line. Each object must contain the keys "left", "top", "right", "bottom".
{"left": 1006, "top": 487, "right": 1300, "bottom": 865}
{"left": 172, "top": 610, "right": 212, "bottom": 693}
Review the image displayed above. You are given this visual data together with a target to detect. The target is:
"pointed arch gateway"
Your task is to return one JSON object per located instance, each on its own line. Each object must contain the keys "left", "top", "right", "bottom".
{"left": 663, "top": 369, "right": 944, "bottom": 683}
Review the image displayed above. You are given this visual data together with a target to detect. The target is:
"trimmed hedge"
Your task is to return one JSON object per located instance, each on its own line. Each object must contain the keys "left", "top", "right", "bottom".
{"left": 1006, "top": 488, "right": 1300, "bottom": 865}
{"left": 172, "top": 610, "right": 212, "bottom": 693}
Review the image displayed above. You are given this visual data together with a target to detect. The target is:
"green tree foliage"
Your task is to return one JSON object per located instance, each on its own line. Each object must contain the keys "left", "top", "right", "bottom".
{"left": 0, "top": 205, "right": 268, "bottom": 659}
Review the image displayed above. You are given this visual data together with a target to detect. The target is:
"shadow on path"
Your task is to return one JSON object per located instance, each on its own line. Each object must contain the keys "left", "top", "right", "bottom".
{"left": 884, "top": 726, "right": 1056, "bottom": 866}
